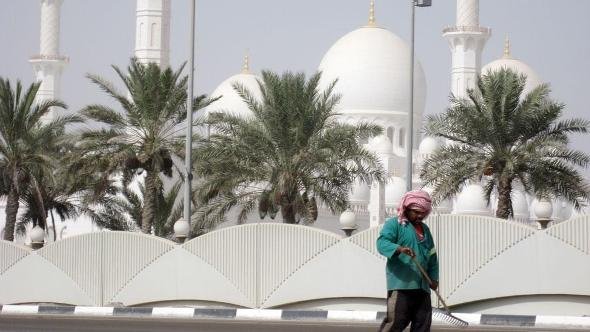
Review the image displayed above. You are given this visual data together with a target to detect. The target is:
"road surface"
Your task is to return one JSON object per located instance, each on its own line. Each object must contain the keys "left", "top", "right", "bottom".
{"left": 1, "top": 315, "right": 589, "bottom": 332}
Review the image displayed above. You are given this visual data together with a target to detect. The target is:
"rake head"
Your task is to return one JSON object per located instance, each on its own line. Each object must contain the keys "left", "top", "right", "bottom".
{"left": 432, "top": 307, "right": 469, "bottom": 327}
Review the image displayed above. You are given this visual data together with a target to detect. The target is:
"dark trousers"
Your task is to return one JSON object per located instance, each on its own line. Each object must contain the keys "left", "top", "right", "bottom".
{"left": 379, "top": 289, "right": 432, "bottom": 332}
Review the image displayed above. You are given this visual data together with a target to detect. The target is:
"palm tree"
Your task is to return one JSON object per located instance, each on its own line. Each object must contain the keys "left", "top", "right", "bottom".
{"left": 73, "top": 58, "right": 216, "bottom": 234}
{"left": 421, "top": 68, "right": 590, "bottom": 219}
{"left": 120, "top": 172, "right": 183, "bottom": 238}
{"left": 194, "top": 70, "right": 384, "bottom": 226}
{"left": 16, "top": 163, "right": 131, "bottom": 240}
{"left": 0, "top": 78, "right": 81, "bottom": 241}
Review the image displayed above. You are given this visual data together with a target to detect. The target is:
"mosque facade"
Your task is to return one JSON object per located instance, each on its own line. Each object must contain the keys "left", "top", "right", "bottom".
{"left": 0, "top": 0, "right": 586, "bottom": 242}
{"left": 203, "top": 0, "right": 584, "bottom": 233}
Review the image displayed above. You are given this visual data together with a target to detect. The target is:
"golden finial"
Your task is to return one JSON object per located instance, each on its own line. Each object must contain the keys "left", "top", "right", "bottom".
{"left": 367, "top": 0, "right": 376, "bottom": 27}
{"left": 241, "top": 50, "right": 250, "bottom": 74}
{"left": 503, "top": 35, "right": 512, "bottom": 59}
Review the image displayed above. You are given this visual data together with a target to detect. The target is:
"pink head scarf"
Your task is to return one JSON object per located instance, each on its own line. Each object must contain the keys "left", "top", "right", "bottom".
{"left": 397, "top": 190, "right": 433, "bottom": 225}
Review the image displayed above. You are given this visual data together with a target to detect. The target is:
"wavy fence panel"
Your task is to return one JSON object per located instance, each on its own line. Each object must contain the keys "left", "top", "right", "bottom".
{"left": 349, "top": 226, "right": 384, "bottom": 259}
{"left": 0, "top": 242, "right": 29, "bottom": 275}
{"left": 546, "top": 215, "right": 590, "bottom": 255}
{"left": 101, "top": 232, "right": 176, "bottom": 305}
{"left": 184, "top": 224, "right": 258, "bottom": 306}
{"left": 38, "top": 233, "right": 103, "bottom": 305}
{"left": 257, "top": 224, "right": 340, "bottom": 306}
{"left": 426, "top": 214, "right": 536, "bottom": 300}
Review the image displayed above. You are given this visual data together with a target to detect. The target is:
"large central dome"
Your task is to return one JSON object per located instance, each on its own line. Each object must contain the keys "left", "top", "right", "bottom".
{"left": 318, "top": 26, "right": 426, "bottom": 115}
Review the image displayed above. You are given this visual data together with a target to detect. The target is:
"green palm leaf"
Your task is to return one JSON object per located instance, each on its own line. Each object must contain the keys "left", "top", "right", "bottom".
{"left": 421, "top": 68, "right": 590, "bottom": 218}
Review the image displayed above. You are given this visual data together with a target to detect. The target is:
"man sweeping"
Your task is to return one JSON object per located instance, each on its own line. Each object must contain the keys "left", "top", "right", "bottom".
{"left": 376, "top": 190, "right": 439, "bottom": 332}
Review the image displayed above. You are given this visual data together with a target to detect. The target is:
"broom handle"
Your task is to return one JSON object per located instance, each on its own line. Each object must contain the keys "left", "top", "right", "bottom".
{"left": 410, "top": 256, "right": 452, "bottom": 314}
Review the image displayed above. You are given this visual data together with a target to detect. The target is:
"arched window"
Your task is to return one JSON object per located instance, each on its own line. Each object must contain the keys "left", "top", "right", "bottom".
{"left": 399, "top": 128, "right": 405, "bottom": 148}
{"left": 386, "top": 127, "right": 394, "bottom": 145}
{"left": 150, "top": 23, "right": 157, "bottom": 47}
{"left": 138, "top": 23, "right": 144, "bottom": 47}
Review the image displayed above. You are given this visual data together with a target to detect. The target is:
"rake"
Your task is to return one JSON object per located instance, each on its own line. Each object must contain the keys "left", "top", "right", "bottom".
{"left": 411, "top": 256, "right": 468, "bottom": 327}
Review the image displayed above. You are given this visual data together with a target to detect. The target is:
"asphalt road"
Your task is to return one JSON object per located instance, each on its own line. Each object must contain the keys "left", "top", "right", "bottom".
{"left": 1, "top": 315, "right": 588, "bottom": 332}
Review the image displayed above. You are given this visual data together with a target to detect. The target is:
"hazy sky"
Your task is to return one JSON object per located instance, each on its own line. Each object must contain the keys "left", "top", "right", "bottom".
{"left": 1, "top": 0, "right": 589, "bottom": 172}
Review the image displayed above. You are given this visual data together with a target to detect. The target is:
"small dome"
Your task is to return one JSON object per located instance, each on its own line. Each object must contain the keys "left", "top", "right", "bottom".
{"left": 385, "top": 177, "right": 406, "bottom": 207}
{"left": 367, "top": 135, "right": 393, "bottom": 154}
{"left": 552, "top": 198, "right": 573, "bottom": 222}
{"left": 559, "top": 203, "right": 573, "bottom": 221}
{"left": 454, "top": 183, "right": 490, "bottom": 216}
{"left": 418, "top": 136, "right": 441, "bottom": 156}
{"left": 422, "top": 185, "right": 452, "bottom": 214}
{"left": 349, "top": 181, "right": 370, "bottom": 203}
{"left": 204, "top": 72, "right": 262, "bottom": 119}
{"left": 434, "top": 198, "right": 453, "bottom": 214}
{"left": 318, "top": 26, "right": 426, "bottom": 116}
{"left": 481, "top": 38, "right": 542, "bottom": 97}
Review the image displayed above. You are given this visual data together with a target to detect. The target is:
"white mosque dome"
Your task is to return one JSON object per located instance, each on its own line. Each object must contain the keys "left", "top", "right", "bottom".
{"left": 422, "top": 185, "right": 452, "bottom": 214}
{"left": 552, "top": 199, "right": 573, "bottom": 222}
{"left": 367, "top": 134, "right": 393, "bottom": 154}
{"left": 349, "top": 181, "right": 370, "bottom": 203}
{"left": 318, "top": 26, "right": 426, "bottom": 115}
{"left": 434, "top": 198, "right": 453, "bottom": 214}
{"left": 204, "top": 57, "right": 262, "bottom": 119}
{"left": 384, "top": 177, "right": 406, "bottom": 207}
{"left": 482, "top": 39, "right": 542, "bottom": 96}
{"left": 418, "top": 136, "right": 441, "bottom": 157}
{"left": 454, "top": 183, "right": 490, "bottom": 216}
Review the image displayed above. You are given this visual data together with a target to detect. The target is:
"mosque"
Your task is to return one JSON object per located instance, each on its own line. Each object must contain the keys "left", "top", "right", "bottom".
{"left": 0, "top": 0, "right": 586, "bottom": 242}
{"left": 199, "top": 0, "right": 585, "bottom": 234}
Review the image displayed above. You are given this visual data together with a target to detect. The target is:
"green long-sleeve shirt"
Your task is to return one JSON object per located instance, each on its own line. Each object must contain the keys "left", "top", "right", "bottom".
{"left": 376, "top": 217, "right": 439, "bottom": 293}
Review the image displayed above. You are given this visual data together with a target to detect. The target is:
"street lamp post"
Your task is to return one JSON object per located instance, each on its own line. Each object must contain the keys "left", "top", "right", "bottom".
{"left": 178, "top": 0, "right": 196, "bottom": 241}
{"left": 405, "top": 0, "right": 431, "bottom": 192}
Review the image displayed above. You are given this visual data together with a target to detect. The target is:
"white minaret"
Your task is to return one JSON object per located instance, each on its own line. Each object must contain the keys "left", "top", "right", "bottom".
{"left": 134, "top": 0, "right": 171, "bottom": 67}
{"left": 29, "top": 0, "right": 68, "bottom": 121}
{"left": 443, "top": 0, "right": 491, "bottom": 98}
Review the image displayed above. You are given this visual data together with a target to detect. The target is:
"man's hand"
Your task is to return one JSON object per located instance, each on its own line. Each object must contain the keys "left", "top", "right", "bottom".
{"left": 396, "top": 246, "right": 415, "bottom": 257}
{"left": 430, "top": 280, "right": 439, "bottom": 291}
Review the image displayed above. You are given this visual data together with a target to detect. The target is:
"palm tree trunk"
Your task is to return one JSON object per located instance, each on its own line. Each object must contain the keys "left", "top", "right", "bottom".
{"left": 141, "top": 171, "right": 157, "bottom": 234}
{"left": 496, "top": 176, "right": 513, "bottom": 219}
{"left": 280, "top": 193, "right": 297, "bottom": 224}
{"left": 31, "top": 178, "right": 47, "bottom": 229}
{"left": 3, "top": 186, "right": 19, "bottom": 241}
{"left": 281, "top": 203, "right": 297, "bottom": 224}
{"left": 50, "top": 210, "right": 57, "bottom": 241}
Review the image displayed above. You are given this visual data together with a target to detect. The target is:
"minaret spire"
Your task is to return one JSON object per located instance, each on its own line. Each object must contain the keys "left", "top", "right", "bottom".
{"left": 503, "top": 35, "right": 512, "bottom": 58}
{"left": 241, "top": 51, "right": 250, "bottom": 74}
{"left": 29, "top": 0, "right": 68, "bottom": 123}
{"left": 367, "top": 0, "right": 376, "bottom": 27}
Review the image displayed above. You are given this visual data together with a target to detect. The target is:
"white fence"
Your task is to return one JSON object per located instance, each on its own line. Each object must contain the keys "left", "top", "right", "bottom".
{"left": 0, "top": 215, "right": 589, "bottom": 314}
